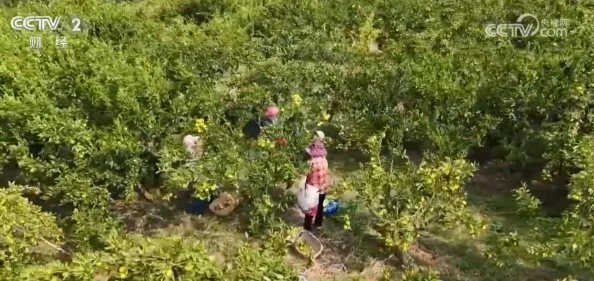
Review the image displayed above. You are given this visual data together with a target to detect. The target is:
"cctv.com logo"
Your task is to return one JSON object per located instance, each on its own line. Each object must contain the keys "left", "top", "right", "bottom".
{"left": 485, "top": 13, "right": 569, "bottom": 38}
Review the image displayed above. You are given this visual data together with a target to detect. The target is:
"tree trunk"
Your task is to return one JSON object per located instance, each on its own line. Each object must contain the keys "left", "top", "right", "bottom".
{"left": 396, "top": 247, "right": 413, "bottom": 267}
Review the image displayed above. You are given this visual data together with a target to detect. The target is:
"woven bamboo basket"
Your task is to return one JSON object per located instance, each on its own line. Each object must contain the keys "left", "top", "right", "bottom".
{"left": 292, "top": 230, "right": 323, "bottom": 259}
{"left": 209, "top": 192, "right": 238, "bottom": 216}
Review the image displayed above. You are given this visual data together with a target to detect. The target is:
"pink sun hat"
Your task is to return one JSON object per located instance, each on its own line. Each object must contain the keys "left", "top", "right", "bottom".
{"left": 264, "top": 106, "right": 279, "bottom": 117}
{"left": 305, "top": 139, "right": 327, "bottom": 157}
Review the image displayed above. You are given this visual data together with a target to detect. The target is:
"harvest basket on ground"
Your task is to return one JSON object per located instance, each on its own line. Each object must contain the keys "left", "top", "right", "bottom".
{"left": 292, "top": 230, "right": 323, "bottom": 259}
{"left": 209, "top": 192, "right": 238, "bottom": 216}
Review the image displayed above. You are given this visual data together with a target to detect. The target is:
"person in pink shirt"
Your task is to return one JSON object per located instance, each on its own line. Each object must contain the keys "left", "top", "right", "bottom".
{"left": 303, "top": 131, "right": 330, "bottom": 231}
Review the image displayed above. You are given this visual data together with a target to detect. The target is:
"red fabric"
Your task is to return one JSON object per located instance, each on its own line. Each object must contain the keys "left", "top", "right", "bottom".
{"left": 275, "top": 137, "right": 287, "bottom": 146}
{"left": 305, "top": 205, "right": 318, "bottom": 216}
{"left": 306, "top": 156, "right": 329, "bottom": 192}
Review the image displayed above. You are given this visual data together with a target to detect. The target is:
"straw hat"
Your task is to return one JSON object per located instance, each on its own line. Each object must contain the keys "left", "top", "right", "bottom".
{"left": 314, "top": 130, "right": 325, "bottom": 140}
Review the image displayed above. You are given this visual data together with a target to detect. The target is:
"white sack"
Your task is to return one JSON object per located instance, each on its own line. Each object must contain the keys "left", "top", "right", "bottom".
{"left": 296, "top": 176, "right": 319, "bottom": 213}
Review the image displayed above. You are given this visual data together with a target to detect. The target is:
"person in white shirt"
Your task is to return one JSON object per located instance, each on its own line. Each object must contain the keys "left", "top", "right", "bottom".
{"left": 182, "top": 134, "right": 202, "bottom": 160}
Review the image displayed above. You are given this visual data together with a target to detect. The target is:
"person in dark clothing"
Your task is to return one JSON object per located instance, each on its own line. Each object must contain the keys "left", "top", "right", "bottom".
{"left": 242, "top": 118, "right": 262, "bottom": 140}
{"left": 242, "top": 106, "right": 279, "bottom": 139}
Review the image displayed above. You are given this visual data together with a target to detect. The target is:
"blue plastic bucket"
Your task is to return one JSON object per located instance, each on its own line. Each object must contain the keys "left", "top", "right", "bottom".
{"left": 189, "top": 194, "right": 218, "bottom": 215}
{"left": 189, "top": 198, "right": 210, "bottom": 214}
{"left": 324, "top": 200, "right": 340, "bottom": 216}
